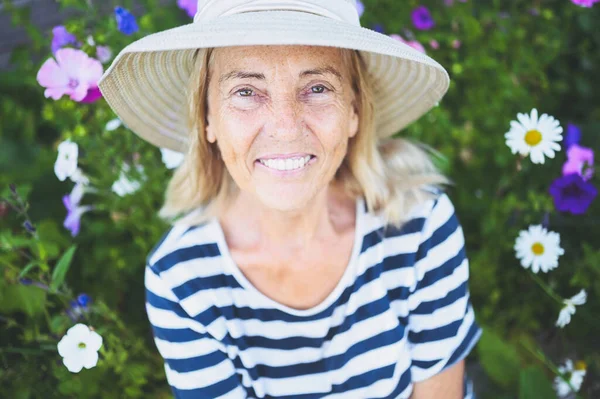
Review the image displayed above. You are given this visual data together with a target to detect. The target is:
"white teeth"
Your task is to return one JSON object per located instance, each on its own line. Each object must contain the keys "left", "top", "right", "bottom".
{"left": 259, "top": 155, "right": 312, "bottom": 171}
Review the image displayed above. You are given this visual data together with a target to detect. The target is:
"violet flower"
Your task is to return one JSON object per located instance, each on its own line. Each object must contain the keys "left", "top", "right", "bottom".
{"left": 565, "top": 123, "right": 581, "bottom": 149}
{"left": 177, "top": 0, "right": 197, "bottom": 18}
{"left": 355, "top": 0, "right": 365, "bottom": 17}
{"left": 114, "top": 6, "right": 139, "bottom": 35}
{"left": 571, "top": 0, "right": 600, "bottom": 7}
{"left": 51, "top": 26, "right": 79, "bottom": 54}
{"left": 80, "top": 87, "right": 103, "bottom": 104}
{"left": 562, "top": 144, "right": 594, "bottom": 181}
{"left": 62, "top": 183, "right": 93, "bottom": 237}
{"left": 411, "top": 6, "right": 435, "bottom": 31}
{"left": 372, "top": 23, "right": 385, "bottom": 33}
{"left": 549, "top": 174, "right": 597, "bottom": 215}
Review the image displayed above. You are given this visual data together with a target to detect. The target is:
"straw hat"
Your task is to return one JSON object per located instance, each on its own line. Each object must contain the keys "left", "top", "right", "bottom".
{"left": 98, "top": 0, "right": 450, "bottom": 154}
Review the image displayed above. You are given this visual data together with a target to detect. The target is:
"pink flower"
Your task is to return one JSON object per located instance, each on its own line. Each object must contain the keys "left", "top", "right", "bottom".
{"left": 452, "top": 39, "right": 462, "bottom": 49}
{"left": 389, "top": 34, "right": 426, "bottom": 54}
{"left": 571, "top": 0, "right": 599, "bottom": 7}
{"left": 36, "top": 48, "right": 103, "bottom": 102}
{"left": 429, "top": 39, "right": 440, "bottom": 49}
{"left": 562, "top": 144, "right": 595, "bottom": 181}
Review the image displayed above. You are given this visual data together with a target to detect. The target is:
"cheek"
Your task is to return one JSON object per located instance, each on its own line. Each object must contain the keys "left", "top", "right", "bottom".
{"left": 216, "top": 116, "right": 257, "bottom": 166}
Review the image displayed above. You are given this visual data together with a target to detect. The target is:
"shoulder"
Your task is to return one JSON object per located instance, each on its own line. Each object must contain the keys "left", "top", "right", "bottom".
{"left": 145, "top": 220, "right": 225, "bottom": 294}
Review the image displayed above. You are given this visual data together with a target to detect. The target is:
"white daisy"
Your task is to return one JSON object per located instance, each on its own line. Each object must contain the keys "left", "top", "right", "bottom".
{"left": 57, "top": 323, "right": 103, "bottom": 373}
{"left": 556, "top": 289, "right": 587, "bottom": 328}
{"left": 514, "top": 224, "right": 564, "bottom": 273}
{"left": 554, "top": 359, "right": 586, "bottom": 397}
{"left": 505, "top": 108, "right": 563, "bottom": 164}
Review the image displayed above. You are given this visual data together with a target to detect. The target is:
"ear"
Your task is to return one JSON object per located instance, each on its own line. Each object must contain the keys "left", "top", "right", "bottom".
{"left": 205, "top": 119, "right": 216, "bottom": 143}
{"left": 348, "top": 101, "right": 359, "bottom": 139}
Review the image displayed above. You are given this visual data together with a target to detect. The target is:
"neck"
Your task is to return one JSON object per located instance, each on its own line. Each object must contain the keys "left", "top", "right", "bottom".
{"left": 220, "top": 182, "right": 353, "bottom": 256}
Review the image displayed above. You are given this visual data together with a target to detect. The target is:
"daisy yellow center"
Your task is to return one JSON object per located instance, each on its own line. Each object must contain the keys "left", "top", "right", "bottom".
{"left": 525, "top": 129, "right": 542, "bottom": 146}
{"left": 531, "top": 242, "right": 545, "bottom": 255}
{"left": 575, "top": 361, "right": 587, "bottom": 371}
{"left": 78, "top": 342, "right": 86, "bottom": 349}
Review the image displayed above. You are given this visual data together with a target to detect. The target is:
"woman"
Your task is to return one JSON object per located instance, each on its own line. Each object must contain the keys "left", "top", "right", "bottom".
{"left": 98, "top": 1, "right": 482, "bottom": 398}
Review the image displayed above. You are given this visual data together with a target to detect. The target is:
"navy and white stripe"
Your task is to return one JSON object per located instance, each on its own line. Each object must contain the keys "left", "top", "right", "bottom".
{"left": 145, "top": 191, "right": 482, "bottom": 398}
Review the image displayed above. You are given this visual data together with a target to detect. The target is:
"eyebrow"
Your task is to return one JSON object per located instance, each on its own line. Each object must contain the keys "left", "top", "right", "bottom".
{"left": 218, "top": 66, "right": 343, "bottom": 86}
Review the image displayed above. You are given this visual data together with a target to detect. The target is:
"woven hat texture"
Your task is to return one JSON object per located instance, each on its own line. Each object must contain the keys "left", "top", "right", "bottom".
{"left": 98, "top": 0, "right": 450, "bottom": 153}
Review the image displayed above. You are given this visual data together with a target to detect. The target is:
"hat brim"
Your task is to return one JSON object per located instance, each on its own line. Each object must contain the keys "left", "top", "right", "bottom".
{"left": 98, "top": 10, "right": 449, "bottom": 153}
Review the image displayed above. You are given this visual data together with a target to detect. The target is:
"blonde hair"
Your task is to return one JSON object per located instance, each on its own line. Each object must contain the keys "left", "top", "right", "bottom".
{"left": 158, "top": 46, "right": 452, "bottom": 229}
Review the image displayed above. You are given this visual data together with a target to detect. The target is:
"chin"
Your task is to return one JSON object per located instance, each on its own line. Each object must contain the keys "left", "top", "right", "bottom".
{"left": 255, "top": 188, "right": 315, "bottom": 212}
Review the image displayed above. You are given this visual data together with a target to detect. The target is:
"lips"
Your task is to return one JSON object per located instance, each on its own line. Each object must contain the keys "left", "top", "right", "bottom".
{"left": 256, "top": 153, "right": 315, "bottom": 162}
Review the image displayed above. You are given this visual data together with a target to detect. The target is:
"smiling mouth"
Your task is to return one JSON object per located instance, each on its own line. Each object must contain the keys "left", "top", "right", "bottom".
{"left": 255, "top": 155, "right": 316, "bottom": 172}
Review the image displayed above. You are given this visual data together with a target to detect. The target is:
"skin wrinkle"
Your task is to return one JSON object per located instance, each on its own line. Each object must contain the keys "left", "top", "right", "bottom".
{"left": 205, "top": 45, "right": 359, "bottom": 264}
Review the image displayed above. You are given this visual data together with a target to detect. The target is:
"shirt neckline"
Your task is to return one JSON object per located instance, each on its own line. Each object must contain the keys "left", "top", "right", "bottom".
{"left": 211, "top": 196, "right": 365, "bottom": 317}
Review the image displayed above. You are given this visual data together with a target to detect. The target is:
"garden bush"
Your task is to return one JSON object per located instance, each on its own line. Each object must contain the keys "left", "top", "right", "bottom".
{"left": 1, "top": 0, "right": 598, "bottom": 398}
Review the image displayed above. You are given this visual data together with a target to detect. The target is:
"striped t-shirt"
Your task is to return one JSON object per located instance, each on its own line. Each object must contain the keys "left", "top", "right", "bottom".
{"left": 144, "top": 190, "right": 482, "bottom": 399}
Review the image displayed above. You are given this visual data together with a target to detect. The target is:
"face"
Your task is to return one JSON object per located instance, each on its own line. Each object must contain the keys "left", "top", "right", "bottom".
{"left": 205, "top": 45, "right": 359, "bottom": 212}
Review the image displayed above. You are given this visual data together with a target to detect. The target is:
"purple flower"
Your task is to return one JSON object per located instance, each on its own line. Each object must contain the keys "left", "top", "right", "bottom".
{"left": 355, "top": 0, "right": 365, "bottom": 17}
{"left": 23, "top": 220, "right": 36, "bottom": 233}
{"left": 549, "top": 174, "right": 597, "bottom": 215}
{"left": 80, "top": 87, "right": 103, "bottom": 104}
{"left": 51, "top": 26, "right": 79, "bottom": 54}
{"left": 177, "top": 0, "right": 197, "bottom": 18}
{"left": 36, "top": 48, "right": 103, "bottom": 102}
{"left": 19, "top": 278, "right": 50, "bottom": 291}
{"left": 571, "top": 0, "right": 600, "bottom": 7}
{"left": 114, "top": 7, "right": 138, "bottom": 35}
{"left": 565, "top": 123, "right": 581, "bottom": 149}
{"left": 562, "top": 144, "right": 594, "bottom": 181}
{"left": 411, "top": 6, "right": 435, "bottom": 30}
{"left": 62, "top": 183, "right": 93, "bottom": 237}
{"left": 372, "top": 23, "right": 385, "bottom": 33}
{"left": 77, "top": 293, "right": 91, "bottom": 307}
{"left": 96, "top": 45, "right": 112, "bottom": 64}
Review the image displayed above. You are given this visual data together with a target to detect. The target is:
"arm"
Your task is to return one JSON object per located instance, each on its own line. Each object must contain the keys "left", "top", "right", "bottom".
{"left": 407, "top": 193, "right": 482, "bottom": 398}
{"left": 145, "top": 264, "right": 248, "bottom": 399}
{"left": 411, "top": 360, "right": 465, "bottom": 399}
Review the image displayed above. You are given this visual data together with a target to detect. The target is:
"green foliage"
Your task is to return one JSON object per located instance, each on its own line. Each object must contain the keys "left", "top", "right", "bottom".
{"left": 0, "top": 0, "right": 599, "bottom": 398}
{"left": 477, "top": 328, "right": 521, "bottom": 389}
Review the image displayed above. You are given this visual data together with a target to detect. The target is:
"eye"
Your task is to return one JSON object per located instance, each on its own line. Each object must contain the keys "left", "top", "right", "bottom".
{"left": 310, "top": 85, "right": 330, "bottom": 94}
{"left": 235, "top": 88, "right": 254, "bottom": 97}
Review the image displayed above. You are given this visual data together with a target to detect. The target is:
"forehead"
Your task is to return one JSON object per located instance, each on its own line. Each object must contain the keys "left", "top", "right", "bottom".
{"left": 211, "top": 45, "right": 346, "bottom": 75}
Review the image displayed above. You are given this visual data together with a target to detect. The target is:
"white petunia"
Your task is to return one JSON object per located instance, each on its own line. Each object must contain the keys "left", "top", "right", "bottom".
{"left": 105, "top": 118, "right": 122, "bottom": 131}
{"left": 556, "top": 289, "right": 587, "bottom": 328}
{"left": 505, "top": 108, "right": 563, "bottom": 164}
{"left": 69, "top": 167, "right": 90, "bottom": 185}
{"left": 160, "top": 147, "right": 185, "bottom": 169}
{"left": 554, "top": 359, "right": 586, "bottom": 397}
{"left": 111, "top": 163, "right": 145, "bottom": 197}
{"left": 54, "top": 140, "right": 79, "bottom": 181}
{"left": 514, "top": 224, "right": 564, "bottom": 273}
{"left": 57, "top": 323, "right": 103, "bottom": 373}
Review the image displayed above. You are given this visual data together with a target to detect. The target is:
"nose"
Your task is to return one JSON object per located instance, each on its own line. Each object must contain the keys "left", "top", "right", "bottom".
{"left": 267, "top": 96, "right": 304, "bottom": 139}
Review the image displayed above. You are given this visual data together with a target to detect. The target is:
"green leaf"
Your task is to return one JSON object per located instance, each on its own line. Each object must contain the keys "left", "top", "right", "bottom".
{"left": 18, "top": 260, "right": 42, "bottom": 278}
{"left": 0, "top": 279, "right": 46, "bottom": 317}
{"left": 477, "top": 328, "right": 521, "bottom": 389}
{"left": 50, "top": 245, "right": 77, "bottom": 292}
{"left": 519, "top": 366, "right": 557, "bottom": 399}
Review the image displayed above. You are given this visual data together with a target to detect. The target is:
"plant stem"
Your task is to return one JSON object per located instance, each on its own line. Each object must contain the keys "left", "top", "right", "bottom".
{"left": 528, "top": 271, "right": 563, "bottom": 304}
